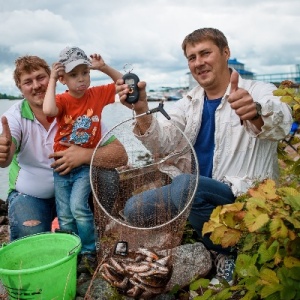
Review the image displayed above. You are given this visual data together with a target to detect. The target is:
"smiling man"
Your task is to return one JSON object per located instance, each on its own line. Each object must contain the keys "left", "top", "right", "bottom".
{"left": 117, "top": 27, "right": 293, "bottom": 289}
{"left": 0, "top": 55, "right": 127, "bottom": 256}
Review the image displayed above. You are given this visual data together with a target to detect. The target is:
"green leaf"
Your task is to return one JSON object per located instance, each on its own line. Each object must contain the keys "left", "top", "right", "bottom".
{"left": 284, "top": 194, "right": 300, "bottom": 211}
{"left": 286, "top": 237, "right": 300, "bottom": 257}
{"left": 236, "top": 254, "right": 259, "bottom": 278}
{"left": 240, "top": 233, "right": 259, "bottom": 251}
{"left": 243, "top": 276, "right": 260, "bottom": 291}
{"left": 190, "top": 278, "right": 210, "bottom": 290}
{"left": 281, "top": 95, "right": 294, "bottom": 103}
{"left": 284, "top": 215, "right": 300, "bottom": 229}
{"left": 247, "top": 197, "right": 269, "bottom": 211}
{"left": 221, "top": 202, "right": 245, "bottom": 213}
{"left": 202, "top": 220, "right": 223, "bottom": 235}
{"left": 280, "top": 287, "right": 296, "bottom": 300}
{"left": 273, "top": 89, "right": 287, "bottom": 96}
{"left": 244, "top": 212, "right": 269, "bottom": 232}
{"left": 260, "top": 283, "right": 282, "bottom": 299}
{"left": 193, "top": 289, "right": 213, "bottom": 300}
{"left": 289, "top": 267, "right": 300, "bottom": 280}
{"left": 259, "top": 268, "right": 279, "bottom": 285}
{"left": 220, "top": 228, "right": 242, "bottom": 248}
{"left": 248, "top": 179, "right": 278, "bottom": 200}
{"left": 284, "top": 256, "right": 300, "bottom": 268}
{"left": 221, "top": 212, "right": 241, "bottom": 229}
{"left": 258, "top": 240, "right": 278, "bottom": 264}
{"left": 214, "top": 287, "right": 232, "bottom": 300}
{"left": 277, "top": 266, "right": 299, "bottom": 287}
{"left": 269, "top": 218, "right": 288, "bottom": 239}
{"left": 210, "top": 225, "right": 228, "bottom": 245}
{"left": 210, "top": 205, "right": 222, "bottom": 223}
{"left": 240, "top": 290, "right": 258, "bottom": 300}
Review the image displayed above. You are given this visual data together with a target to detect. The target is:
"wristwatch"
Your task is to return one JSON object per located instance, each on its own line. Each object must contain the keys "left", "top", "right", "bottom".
{"left": 251, "top": 102, "right": 262, "bottom": 120}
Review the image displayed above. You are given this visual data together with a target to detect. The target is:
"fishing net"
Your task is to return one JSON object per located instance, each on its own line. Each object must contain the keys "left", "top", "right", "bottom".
{"left": 90, "top": 102, "right": 199, "bottom": 298}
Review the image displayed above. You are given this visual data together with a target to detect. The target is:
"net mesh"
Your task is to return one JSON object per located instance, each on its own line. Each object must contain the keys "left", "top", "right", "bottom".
{"left": 90, "top": 104, "right": 199, "bottom": 297}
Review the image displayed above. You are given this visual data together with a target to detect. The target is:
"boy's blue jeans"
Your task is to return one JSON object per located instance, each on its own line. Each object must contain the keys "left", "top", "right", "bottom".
{"left": 7, "top": 190, "right": 56, "bottom": 241}
{"left": 54, "top": 165, "right": 96, "bottom": 254}
{"left": 124, "top": 174, "right": 236, "bottom": 254}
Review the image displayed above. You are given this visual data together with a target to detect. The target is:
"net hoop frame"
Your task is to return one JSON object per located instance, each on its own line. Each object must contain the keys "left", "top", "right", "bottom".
{"left": 90, "top": 113, "right": 199, "bottom": 231}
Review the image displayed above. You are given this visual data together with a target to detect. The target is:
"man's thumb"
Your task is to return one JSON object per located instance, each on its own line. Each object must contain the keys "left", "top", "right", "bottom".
{"left": 1, "top": 116, "right": 12, "bottom": 140}
{"left": 230, "top": 70, "right": 239, "bottom": 94}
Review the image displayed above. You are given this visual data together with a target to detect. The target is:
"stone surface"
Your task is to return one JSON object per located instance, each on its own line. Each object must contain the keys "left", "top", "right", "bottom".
{"left": 0, "top": 199, "right": 9, "bottom": 246}
{"left": 159, "top": 242, "right": 212, "bottom": 291}
{"left": 77, "top": 242, "right": 212, "bottom": 299}
{"left": 0, "top": 281, "right": 6, "bottom": 297}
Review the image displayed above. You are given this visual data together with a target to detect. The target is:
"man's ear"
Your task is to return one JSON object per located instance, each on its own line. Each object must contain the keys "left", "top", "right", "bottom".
{"left": 224, "top": 46, "right": 230, "bottom": 60}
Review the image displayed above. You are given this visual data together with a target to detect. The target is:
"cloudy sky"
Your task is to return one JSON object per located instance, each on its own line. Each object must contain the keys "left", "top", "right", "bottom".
{"left": 1, "top": 0, "right": 300, "bottom": 96}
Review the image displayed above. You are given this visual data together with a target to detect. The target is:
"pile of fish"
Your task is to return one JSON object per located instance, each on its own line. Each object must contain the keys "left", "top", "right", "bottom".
{"left": 99, "top": 247, "right": 173, "bottom": 299}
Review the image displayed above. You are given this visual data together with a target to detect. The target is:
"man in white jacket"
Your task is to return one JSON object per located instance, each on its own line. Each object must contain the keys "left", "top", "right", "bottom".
{"left": 117, "top": 27, "right": 293, "bottom": 288}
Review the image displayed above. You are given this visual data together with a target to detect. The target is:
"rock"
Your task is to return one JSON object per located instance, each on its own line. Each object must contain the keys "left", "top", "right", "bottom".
{"left": 159, "top": 242, "right": 212, "bottom": 291}
{"left": 77, "top": 276, "right": 176, "bottom": 300}
{"left": 0, "top": 199, "right": 9, "bottom": 246}
{"left": 0, "top": 281, "right": 6, "bottom": 297}
{"left": 0, "top": 199, "right": 8, "bottom": 215}
{"left": 77, "top": 242, "right": 212, "bottom": 299}
{"left": 0, "top": 224, "right": 9, "bottom": 245}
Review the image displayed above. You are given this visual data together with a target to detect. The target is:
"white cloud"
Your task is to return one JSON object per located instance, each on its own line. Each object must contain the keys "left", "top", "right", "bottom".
{"left": 1, "top": 0, "right": 300, "bottom": 96}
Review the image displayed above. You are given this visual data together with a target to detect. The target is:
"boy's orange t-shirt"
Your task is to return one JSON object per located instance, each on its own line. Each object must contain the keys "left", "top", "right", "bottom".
{"left": 52, "top": 83, "right": 115, "bottom": 152}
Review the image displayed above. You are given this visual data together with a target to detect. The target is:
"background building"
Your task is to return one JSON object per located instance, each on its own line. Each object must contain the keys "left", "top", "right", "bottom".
{"left": 187, "top": 59, "right": 300, "bottom": 90}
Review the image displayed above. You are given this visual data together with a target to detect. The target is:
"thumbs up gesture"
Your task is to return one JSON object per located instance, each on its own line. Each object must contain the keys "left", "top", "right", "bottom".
{"left": 227, "top": 71, "right": 261, "bottom": 124}
{"left": 0, "top": 116, "right": 13, "bottom": 165}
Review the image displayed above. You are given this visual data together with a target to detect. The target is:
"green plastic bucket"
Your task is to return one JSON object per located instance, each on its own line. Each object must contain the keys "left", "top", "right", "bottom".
{"left": 0, "top": 232, "right": 81, "bottom": 300}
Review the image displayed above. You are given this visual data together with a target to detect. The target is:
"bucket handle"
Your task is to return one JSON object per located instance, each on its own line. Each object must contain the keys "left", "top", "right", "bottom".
{"left": 68, "top": 241, "right": 82, "bottom": 256}
{"left": 55, "top": 229, "right": 82, "bottom": 256}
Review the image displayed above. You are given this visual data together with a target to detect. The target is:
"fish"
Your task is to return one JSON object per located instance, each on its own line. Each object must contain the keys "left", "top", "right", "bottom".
{"left": 126, "top": 285, "right": 141, "bottom": 298}
{"left": 109, "top": 257, "right": 125, "bottom": 274}
{"left": 100, "top": 271, "right": 114, "bottom": 285}
{"left": 124, "top": 261, "right": 151, "bottom": 273}
{"left": 101, "top": 264, "right": 122, "bottom": 282}
{"left": 132, "top": 273, "right": 166, "bottom": 288}
{"left": 113, "top": 276, "right": 129, "bottom": 289}
{"left": 99, "top": 247, "right": 172, "bottom": 298}
{"left": 148, "top": 261, "right": 169, "bottom": 273}
{"left": 136, "top": 247, "right": 159, "bottom": 261}
{"left": 129, "top": 278, "right": 165, "bottom": 295}
{"left": 156, "top": 255, "right": 172, "bottom": 266}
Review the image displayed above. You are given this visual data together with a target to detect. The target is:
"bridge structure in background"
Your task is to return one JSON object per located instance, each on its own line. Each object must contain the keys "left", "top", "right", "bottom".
{"left": 254, "top": 72, "right": 300, "bottom": 86}
{"left": 228, "top": 59, "right": 300, "bottom": 86}
{"left": 187, "top": 60, "right": 300, "bottom": 90}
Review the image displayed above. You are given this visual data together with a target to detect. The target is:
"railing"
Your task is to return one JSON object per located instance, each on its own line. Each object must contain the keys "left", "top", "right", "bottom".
{"left": 254, "top": 72, "right": 300, "bottom": 85}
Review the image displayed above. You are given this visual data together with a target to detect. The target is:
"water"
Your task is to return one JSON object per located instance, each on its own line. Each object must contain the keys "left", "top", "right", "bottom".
{"left": 0, "top": 99, "right": 174, "bottom": 201}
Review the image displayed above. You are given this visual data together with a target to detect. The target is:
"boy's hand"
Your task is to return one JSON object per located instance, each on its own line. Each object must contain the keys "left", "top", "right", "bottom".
{"left": 50, "top": 62, "right": 65, "bottom": 81}
{"left": 90, "top": 54, "right": 106, "bottom": 71}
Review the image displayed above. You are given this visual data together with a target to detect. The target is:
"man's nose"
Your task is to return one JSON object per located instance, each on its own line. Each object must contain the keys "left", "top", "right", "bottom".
{"left": 32, "top": 79, "right": 41, "bottom": 89}
{"left": 194, "top": 56, "right": 204, "bottom": 67}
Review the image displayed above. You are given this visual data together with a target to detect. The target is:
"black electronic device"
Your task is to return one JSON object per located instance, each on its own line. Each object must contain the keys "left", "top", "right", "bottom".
{"left": 122, "top": 72, "right": 140, "bottom": 104}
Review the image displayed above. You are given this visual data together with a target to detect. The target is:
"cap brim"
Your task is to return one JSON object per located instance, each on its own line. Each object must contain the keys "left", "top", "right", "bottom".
{"left": 64, "top": 59, "right": 92, "bottom": 73}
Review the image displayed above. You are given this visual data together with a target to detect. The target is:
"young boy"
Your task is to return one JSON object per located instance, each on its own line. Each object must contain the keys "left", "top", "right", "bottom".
{"left": 43, "top": 46, "right": 123, "bottom": 273}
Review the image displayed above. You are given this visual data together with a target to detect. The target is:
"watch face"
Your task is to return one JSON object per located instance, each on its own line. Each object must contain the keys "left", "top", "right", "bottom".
{"left": 256, "top": 102, "right": 262, "bottom": 115}
{"left": 251, "top": 102, "right": 262, "bottom": 120}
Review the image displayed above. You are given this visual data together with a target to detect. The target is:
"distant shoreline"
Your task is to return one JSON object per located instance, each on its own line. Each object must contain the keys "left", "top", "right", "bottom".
{"left": 0, "top": 98, "right": 22, "bottom": 101}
